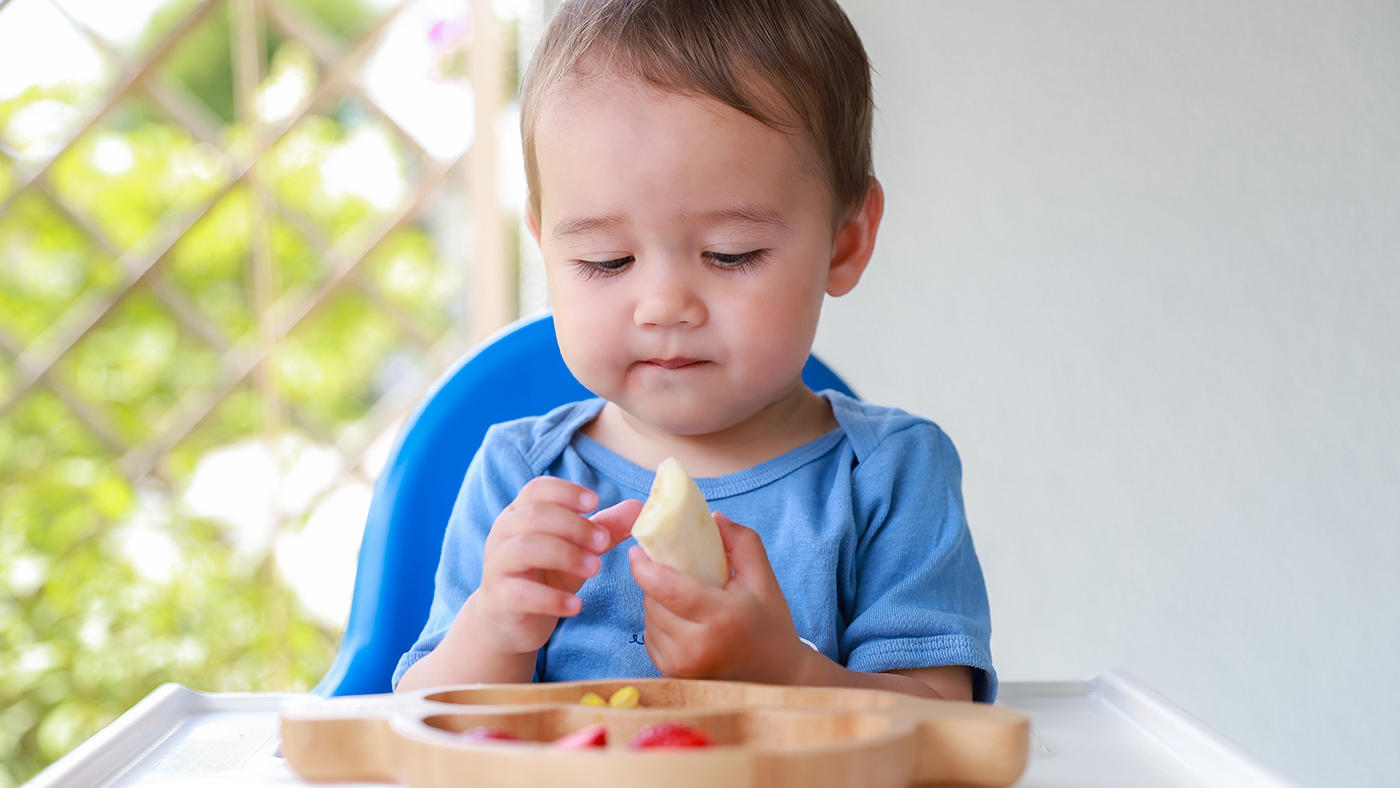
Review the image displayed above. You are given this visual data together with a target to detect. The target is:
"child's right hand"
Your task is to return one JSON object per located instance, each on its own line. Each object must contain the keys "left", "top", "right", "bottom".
{"left": 473, "top": 478, "right": 641, "bottom": 659}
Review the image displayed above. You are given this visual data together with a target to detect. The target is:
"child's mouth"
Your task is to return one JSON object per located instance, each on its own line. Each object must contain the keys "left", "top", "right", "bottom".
{"left": 641, "top": 357, "right": 706, "bottom": 370}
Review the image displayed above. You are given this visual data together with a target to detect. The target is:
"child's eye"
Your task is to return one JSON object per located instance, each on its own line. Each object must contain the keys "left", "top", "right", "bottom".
{"left": 703, "top": 249, "right": 769, "bottom": 271}
{"left": 573, "top": 255, "right": 635, "bottom": 279}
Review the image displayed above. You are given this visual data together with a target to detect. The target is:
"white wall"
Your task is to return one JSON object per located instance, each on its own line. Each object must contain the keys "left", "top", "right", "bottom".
{"left": 819, "top": 3, "right": 1400, "bottom": 787}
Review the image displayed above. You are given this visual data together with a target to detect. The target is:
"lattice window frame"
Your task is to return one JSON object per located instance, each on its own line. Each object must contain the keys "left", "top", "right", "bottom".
{"left": 0, "top": 0, "right": 520, "bottom": 507}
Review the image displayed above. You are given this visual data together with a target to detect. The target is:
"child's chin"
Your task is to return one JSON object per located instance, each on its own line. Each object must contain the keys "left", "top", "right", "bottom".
{"left": 625, "top": 398, "right": 752, "bottom": 438}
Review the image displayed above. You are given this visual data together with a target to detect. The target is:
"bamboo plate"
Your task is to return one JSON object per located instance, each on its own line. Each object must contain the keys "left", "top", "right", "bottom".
{"left": 280, "top": 678, "right": 1029, "bottom": 788}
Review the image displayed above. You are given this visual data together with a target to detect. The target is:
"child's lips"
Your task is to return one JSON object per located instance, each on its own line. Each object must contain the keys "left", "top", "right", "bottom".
{"left": 641, "top": 357, "right": 706, "bottom": 370}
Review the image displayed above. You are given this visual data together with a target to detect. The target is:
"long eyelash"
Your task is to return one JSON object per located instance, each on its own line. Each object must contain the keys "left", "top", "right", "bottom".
{"left": 570, "top": 256, "right": 634, "bottom": 280}
{"left": 704, "top": 249, "right": 771, "bottom": 273}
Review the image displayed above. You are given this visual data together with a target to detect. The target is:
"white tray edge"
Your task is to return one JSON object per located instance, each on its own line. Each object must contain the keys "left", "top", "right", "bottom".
{"left": 22, "top": 684, "right": 303, "bottom": 788}
{"left": 1089, "top": 669, "right": 1304, "bottom": 788}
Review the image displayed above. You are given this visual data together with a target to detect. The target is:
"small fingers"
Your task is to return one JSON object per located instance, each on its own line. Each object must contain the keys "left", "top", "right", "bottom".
{"left": 494, "top": 533, "right": 600, "bottom": 579}
{"left": 643, "top": 627, "right": 671, "bottom": 676}
{"left": 629, "top": 545, "right": 722, "bottom": 622}
{"left": 589, "top": 499, "right": 644, "bottom": 550}
{"left": 642, "top": 598, "right": 712, "bottom": 679}
{"left": 491, "top": 576, "right": 581, "bottom": 618}
{"left": 643, "top": 594, "right": 697, "bottom": 638}
{"left": 508, "top": 476, "right": 598, "bottom": 514}
{"left": 492, "top": 501, "right": 612, "bottom": 553}
{"left": 642, "top": 623, "right": 686, "bottom": 678}
{"left": 714, "top": 513, "right": 775, "bottom": 588}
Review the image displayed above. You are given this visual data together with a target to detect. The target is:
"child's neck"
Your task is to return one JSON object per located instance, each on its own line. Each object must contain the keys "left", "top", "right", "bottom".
{"left": 581, "top": 382, "right": 839, "bottom": 478}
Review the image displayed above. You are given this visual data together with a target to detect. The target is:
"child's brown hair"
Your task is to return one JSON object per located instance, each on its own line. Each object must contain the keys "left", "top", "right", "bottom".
{"left": 520, "top": 0, "right": 874, "bottom": 224}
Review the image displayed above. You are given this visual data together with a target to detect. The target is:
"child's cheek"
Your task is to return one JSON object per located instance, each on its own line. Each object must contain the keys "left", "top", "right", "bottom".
{"left": 553, "top": 304, "right": 631, "bottom": 398}
{"left": 730, "top": 280, "right": 823, "bottom": 373}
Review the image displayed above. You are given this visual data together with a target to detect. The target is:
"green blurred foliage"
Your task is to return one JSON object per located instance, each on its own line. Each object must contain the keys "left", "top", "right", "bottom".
{"left": 0, "top": 392, "right": 332, "bottom": 780}
{"left": 266, "top": 111, "right": 378, "bottom": 239}
{"left": 365, "top": 228, "right": 457, "bottom": 336}
{"left": 156, "top": 0, "right": 381, "bottom": 125}
{"left": 276, "top": 291, "right": 401, "bottom": 426}
{"left": 158, "top": 1, "right": 264, "bottom": 125}
{"left": 55, "top": 289, "right": 224, "bottom": 446}
{"left": 167, "top": 187, "right": 259, "bottom": 338}
{"left": 0, "top": 1, "right": 470, "bottom": 784}
{"left": 163, "top": 385, "right": 263, "bottom": 482}
{"left": 0, "top": 191, "right": 122, "bottom": 343}
{"left": 49, "top": 103, "right": 228, "bottom": 252}
{"left": 281, "top": 0, "right": 382, "bottom": 42}
{"left": 0, "top": 153, "right": 15, "bottom": 203}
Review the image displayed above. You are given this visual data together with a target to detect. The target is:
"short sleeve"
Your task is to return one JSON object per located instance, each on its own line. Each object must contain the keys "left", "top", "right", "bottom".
{"left": 391, "top": 426, "right": 535, "bottom": 689}
{"left": 841, "top": 424, "right": 997, "bottom": 702}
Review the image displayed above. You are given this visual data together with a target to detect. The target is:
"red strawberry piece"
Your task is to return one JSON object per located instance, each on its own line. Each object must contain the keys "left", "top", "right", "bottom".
{"left": 628, "top": 723, "right": 712, "bottom": 749}
{"left": 461, "top": 726, "right": 521, "bottom": 742}
{"left": 552, "top": 723, "right": 608, "bottom": 749}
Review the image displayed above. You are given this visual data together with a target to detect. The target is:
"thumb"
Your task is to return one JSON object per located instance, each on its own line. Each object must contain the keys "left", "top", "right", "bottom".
{"left": 714, "top": 512, "right": 775, "bottom": 588}
{"left": 590, "top": 499, "right": 644, "bottom": 550}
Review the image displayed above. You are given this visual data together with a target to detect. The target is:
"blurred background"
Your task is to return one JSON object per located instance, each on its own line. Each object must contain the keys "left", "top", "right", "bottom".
{"left": 820, "top": 3, "right": 1398, "bottom": 788}
{"left": 1, "top": 1, "right": 1396, "bottom": 788}
{"left": 0, "top": 0, "right": 550, "bottom": 783}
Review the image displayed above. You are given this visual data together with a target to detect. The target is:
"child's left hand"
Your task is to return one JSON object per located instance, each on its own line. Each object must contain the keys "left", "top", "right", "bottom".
{"left": 628, "top": 513, "right": 811, "bottom": 684}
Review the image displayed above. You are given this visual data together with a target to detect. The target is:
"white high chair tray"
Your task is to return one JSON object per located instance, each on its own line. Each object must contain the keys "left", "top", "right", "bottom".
{"left": 26, "top": 669, "right": 1299, "bottom": 788}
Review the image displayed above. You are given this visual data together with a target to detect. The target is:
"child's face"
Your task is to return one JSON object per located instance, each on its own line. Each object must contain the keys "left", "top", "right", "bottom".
{"left": 530, "top": 71, "right": 857, "bottom": 437}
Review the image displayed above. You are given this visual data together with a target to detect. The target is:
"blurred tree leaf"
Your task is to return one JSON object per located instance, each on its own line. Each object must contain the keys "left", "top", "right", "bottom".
{"left": 155, "top": 0, "right": 381, "bottom": 126}
{"left": 156, "top": 0, "right": 255, "bottom": 126}
{"left": 0, "top": 191, "right": 123, "bottom": 344}
{"left": 280, "top": 0, "right": 382, "bottom": 43}
{"left": 0, "top": 153, "right": 15, "bottom": 203}
{"left": 276, "top": 290, "right": 401, "bottom": 427}
{"left": 49, "top": 107, "right": 228, "bottom": 252}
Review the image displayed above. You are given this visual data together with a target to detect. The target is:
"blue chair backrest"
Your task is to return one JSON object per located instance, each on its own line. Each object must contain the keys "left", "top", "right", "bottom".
{"left": 314, "top": 312, "right": 856, "bottom": 696}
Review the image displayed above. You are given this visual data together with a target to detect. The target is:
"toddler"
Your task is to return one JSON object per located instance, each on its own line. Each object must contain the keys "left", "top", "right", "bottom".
{"left": 395, "top": 0, "right": 995, "bottom": 702}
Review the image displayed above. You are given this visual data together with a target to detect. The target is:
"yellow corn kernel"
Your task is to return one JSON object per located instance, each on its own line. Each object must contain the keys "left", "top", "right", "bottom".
{"left": 608, "top": 685, "right": 640, "bottom": 709}
{"left": 579, "top": 691, "right": 607, "bottom": 707}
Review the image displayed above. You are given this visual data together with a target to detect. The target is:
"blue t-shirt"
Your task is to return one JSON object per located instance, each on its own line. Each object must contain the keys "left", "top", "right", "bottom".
{"left": 394, "top": 391, "right": 997, "bottom": 701}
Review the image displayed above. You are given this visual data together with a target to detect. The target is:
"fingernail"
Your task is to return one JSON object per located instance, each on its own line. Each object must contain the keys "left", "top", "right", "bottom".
{"left": 580, "top": 491, "right": 597, "bottom": 509}
{"left": 583, "top": 555, "right": 600, "bottom": 574}
{"left": 592, "top": 529, "right": 609, "bottom": 549}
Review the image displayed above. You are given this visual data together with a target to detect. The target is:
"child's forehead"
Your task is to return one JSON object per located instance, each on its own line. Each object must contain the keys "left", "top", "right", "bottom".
{"left": 541, "top": 68, "right": 732, "bottom": 125}
{"left": 544, "top": 62, "right": 798, "bottom": 130}
{"left": 534, "top": 67, "right": 828, "bottom": 204}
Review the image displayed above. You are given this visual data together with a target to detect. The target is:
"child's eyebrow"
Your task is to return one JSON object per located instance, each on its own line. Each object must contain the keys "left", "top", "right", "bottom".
{"left": 686, "top": 206, "right": 788, "bottom": 230}
{"left": 554, "top": 214, "right": 628, "bottom": 239}
{"left": 552, "top": 206, "right": 786, "bottom": 240}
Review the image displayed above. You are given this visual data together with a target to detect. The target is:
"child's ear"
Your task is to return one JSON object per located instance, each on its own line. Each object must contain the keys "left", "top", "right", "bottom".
{"left": 525, "top": 200, "right": 543, "bottom": 247}
{"left": 826, "top": 178, "right": 884, "bottom": 297}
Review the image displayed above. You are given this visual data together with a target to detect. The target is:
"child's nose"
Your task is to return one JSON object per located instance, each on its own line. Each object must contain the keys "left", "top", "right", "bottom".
{"left": 633, "top": 259, "right": 707, "bottom": 328}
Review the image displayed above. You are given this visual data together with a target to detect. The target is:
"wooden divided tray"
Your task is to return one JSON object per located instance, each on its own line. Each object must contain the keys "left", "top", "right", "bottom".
{"left": 280, "top": 678, "right": 1030, "bottom": 788}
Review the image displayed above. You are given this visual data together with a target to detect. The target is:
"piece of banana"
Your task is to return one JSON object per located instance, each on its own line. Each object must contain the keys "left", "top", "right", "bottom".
{"left": 630, "top": 458, "right": 730, "bottom": 587}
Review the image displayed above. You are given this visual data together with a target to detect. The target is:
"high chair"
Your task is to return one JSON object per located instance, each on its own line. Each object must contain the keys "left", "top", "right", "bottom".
{"left": 314, "top": 312, "right": 857, "bottom": 696}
